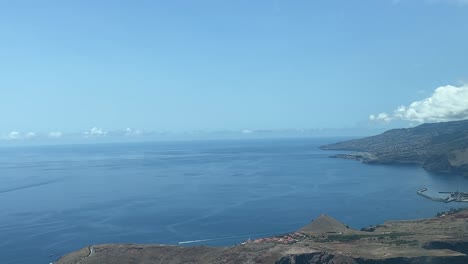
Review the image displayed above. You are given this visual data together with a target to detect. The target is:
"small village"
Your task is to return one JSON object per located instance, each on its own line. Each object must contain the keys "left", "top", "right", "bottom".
{"left": 243, "top": 232, "right": 307, "bottom": 245}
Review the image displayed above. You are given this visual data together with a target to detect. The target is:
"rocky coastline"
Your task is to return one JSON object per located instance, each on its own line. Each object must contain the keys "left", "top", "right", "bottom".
{"left": 56, "top": 211, "right": 468, "bottom": 264}
{"left": 321, "top": 119, "right": 468, "bottom": 175}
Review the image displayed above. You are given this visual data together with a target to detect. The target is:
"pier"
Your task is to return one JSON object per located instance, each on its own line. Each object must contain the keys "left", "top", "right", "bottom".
{"left": 417, "top": 188, "right": 468, "bottom": 203}
{"left": 417, "top": 188, "right": 450, "bottom": 202}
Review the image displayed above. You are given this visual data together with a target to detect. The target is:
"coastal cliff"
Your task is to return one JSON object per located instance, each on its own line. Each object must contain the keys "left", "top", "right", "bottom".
{"left": 321, "top": 119, "right": 468, "bottom": 175}
{"left": 56, "top": 211, "right": 468, "bottom": 264}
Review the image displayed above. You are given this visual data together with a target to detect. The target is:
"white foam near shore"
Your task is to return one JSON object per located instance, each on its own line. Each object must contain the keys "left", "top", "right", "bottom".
{"left": 179, "top": 239, "right": 215, "bottom": 244}
{"left": 178, "top": 232, "right": 282, "bottom": 245}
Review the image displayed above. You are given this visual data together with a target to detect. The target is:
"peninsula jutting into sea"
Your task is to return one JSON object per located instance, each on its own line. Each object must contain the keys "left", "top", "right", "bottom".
{"left": 321, "top": 119, "right": 468, "bottom": 175}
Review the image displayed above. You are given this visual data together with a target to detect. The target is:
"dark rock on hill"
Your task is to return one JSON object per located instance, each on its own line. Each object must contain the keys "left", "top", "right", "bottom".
{"left": 321, "top": 119, "right": 468, "bottom": 175}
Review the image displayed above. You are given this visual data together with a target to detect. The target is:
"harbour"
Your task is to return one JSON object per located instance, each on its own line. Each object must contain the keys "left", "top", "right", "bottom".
{"left": 417, "top": 188, "right": 468, "bottom": 203}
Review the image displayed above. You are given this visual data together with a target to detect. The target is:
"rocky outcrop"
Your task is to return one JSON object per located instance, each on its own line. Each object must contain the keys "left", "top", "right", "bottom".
{"left": 277, "top": 253, "right": 468, "bottom": 264}
{"left": 276, "top": 252, "right": 357, "bottom": 264}
{"left": 331, "top": 152, "right": 379, "bottom": 163}
{"left": 423, "top": 241, "right": 468, "bottom": 255}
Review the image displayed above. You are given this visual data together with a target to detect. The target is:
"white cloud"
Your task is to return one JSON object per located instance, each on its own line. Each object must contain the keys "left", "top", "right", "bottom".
{"left": 124, "top": 128, "right": 141, "bottom": 136}
{"left": 83, "top": 127, "right": 107, "bottom": 137}
{"left": 370, "top": 84, "right": 468, "bottom": 123}
{"left": 369, "top": 113, "right": 392, "bottom": 123}
{"left": 48, "top": 131, "right": 63, "bottom": 138}
{"left": 241, "top": 129, "right": 254, "bottom": 134}
{"left": 5, "top": 131, "right": 21, "bottom": 140}
{"left": 1, "top": 131, "right": 36, "bottom": 140}
{"left": 25, "top": 132, "right": 36, "bottom": 139}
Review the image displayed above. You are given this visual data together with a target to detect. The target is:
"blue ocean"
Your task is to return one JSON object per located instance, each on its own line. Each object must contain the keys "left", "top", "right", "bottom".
{"left": 1, "top": 138, "right": 468, "bottom": 264}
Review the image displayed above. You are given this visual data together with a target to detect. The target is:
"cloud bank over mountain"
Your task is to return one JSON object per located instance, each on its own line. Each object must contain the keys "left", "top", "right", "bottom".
{"left": 370, "top": 84, "right": 468, "bottom": 124}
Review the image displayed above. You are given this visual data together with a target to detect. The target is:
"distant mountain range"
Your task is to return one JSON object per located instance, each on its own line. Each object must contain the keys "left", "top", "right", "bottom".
{"left": 321, "top": 119, "right": 468, "bottom": 175}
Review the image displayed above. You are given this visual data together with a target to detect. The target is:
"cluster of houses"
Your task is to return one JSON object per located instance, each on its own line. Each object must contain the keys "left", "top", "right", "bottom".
{"left": 244, "top": 232, "right": 307, "bottom": 245}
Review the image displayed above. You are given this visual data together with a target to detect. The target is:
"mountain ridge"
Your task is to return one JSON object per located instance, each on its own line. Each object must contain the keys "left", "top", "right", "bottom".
{"left": 321, "top": 119, "right": 468, "bottom": 175}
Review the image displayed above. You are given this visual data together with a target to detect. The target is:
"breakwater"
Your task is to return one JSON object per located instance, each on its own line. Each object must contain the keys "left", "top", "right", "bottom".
{"left": 417, "top": 188, "right": 468, "bottom": 203}
{"left": 417, "top": 188, "right": 450, "bottom": 203}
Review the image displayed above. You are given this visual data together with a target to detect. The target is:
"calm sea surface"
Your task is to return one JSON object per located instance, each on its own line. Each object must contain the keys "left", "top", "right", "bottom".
{"left": 1, "top": 138, "right": 468, "bottom": 264}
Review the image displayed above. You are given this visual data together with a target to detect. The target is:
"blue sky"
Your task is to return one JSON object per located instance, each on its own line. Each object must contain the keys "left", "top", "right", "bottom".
{"left": 1, "top": 0, "right": 468, "bottom": 141}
